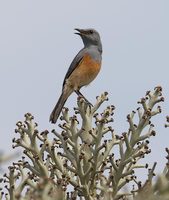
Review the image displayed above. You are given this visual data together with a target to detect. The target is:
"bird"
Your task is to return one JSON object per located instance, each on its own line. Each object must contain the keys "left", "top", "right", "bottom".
{"left": 49, "top": 28, "right": 102, "bottom": 123}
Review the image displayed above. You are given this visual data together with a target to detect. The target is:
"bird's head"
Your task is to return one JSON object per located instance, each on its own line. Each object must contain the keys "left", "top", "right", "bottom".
{"left": 75, "top": 28, "right": 102, "bottom": 52}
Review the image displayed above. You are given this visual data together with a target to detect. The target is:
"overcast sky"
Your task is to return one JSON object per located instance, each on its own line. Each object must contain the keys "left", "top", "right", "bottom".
{"left": 0, "top": 0, "right": 169, "bottom": 175}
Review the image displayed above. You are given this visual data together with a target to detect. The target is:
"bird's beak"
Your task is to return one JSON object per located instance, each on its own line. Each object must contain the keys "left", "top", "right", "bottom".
{"left": 74, "top": 28, "right": 86, "bottom": 36}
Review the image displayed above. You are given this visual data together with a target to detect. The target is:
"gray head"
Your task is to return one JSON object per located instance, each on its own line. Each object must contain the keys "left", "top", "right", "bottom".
{"left": 75, "top": 28, "right": 102, "bottom": 53}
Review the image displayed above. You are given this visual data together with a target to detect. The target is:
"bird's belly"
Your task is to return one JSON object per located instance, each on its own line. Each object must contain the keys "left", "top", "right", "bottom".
{"left": 68, "top": 54, "right": 101, "bottom": 89}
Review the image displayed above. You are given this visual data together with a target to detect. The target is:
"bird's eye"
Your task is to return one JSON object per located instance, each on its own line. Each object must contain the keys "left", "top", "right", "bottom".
{"left": 89, "top": 30, "right": 94, "bottom": 34}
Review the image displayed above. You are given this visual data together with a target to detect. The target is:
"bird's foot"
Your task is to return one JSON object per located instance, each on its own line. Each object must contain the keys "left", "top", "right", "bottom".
{"left": 75, "top": 90, "right": 93, "bottom": 107}
{"left": 83, "top": 97, "right": 93, "bottom": 107}
{"left": 78, "top": 94, "right": 93, "bottom": 107}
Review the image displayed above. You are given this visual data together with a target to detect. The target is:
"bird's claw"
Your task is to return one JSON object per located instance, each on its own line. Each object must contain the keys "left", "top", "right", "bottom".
{"left": 85, "top": 99, "right": 93, "bottom": 107}
{"left": 78, "top": 95, "right": 93, "bottom": 107}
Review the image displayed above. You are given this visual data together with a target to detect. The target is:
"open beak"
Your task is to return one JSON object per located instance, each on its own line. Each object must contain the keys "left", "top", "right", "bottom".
{"left": 74, "top": 28, "right": 86, "bottom": 36}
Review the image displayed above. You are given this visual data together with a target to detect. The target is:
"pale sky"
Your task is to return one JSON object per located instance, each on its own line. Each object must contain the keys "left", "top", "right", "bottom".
{"left": 0, "top": 0, "right": 169, "bottom": 175}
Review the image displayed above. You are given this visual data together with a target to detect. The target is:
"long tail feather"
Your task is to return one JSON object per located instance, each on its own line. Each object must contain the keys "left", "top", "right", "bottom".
{"left": 49, "top": 92, "right": 69, "bottom": 123}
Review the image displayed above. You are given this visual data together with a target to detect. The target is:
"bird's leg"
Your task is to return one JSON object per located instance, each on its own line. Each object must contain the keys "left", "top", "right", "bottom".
{"left": 75, "top": 90, "right": 93, "bottom": 106}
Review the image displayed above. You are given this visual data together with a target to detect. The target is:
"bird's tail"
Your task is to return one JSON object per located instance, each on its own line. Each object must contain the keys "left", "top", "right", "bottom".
{"left": 49, "top": 91, "right": 71, "bottom": 124}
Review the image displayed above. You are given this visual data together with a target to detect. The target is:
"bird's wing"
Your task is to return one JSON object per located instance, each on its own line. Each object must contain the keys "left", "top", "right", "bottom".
{"left": 62, "top": 48, "right": 86, "bottom": 88}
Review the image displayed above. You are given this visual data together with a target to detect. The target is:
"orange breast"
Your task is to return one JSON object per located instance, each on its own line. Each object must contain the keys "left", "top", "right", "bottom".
{"left": 68, "top": 54, "right": 101, "bottom": 90}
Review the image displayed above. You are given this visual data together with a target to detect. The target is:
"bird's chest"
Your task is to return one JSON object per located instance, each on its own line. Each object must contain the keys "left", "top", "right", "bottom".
{"left": 70, "top": 54, "right": 101, "bottom": 87}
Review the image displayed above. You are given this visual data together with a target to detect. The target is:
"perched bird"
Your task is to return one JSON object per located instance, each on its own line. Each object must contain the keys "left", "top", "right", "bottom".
{"left": 49, "top": 28, "right": 102, "bottom": 123}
